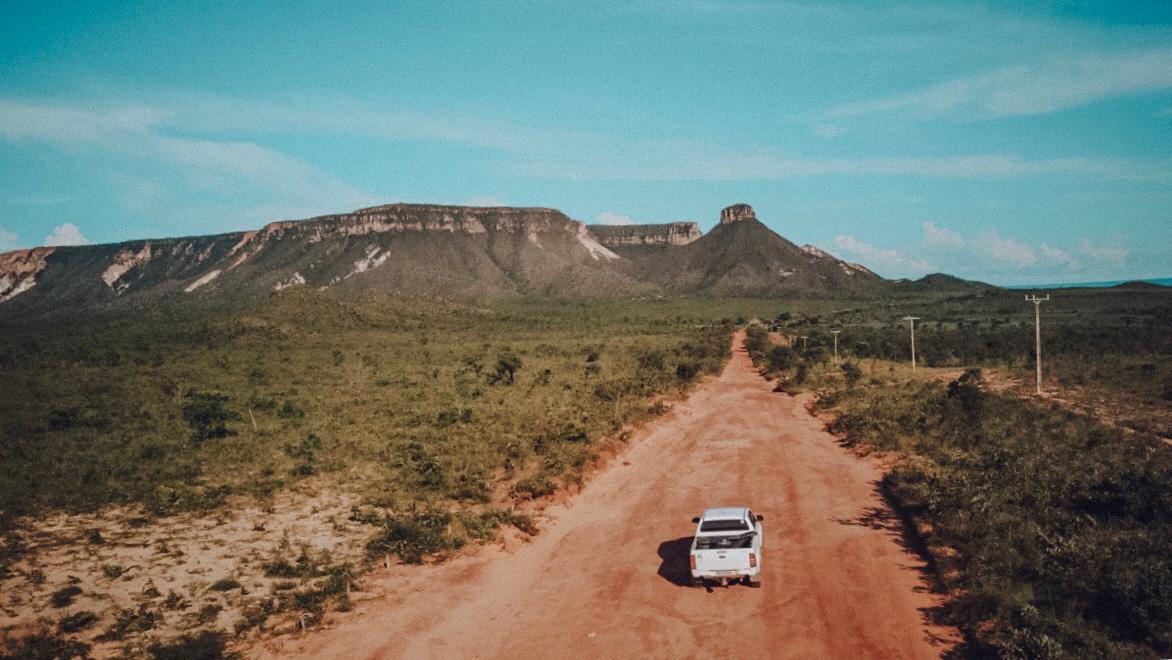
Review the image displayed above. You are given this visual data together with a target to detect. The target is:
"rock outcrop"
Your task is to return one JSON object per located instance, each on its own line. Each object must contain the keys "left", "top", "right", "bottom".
{"left": 719, "top": 204, "right": 757, "bottom": 225}
{"left": 0, "top": 247, "right": 54, "bottom": 303}
{"left": 587, "top": 223, "right": 701, "bottom": 248}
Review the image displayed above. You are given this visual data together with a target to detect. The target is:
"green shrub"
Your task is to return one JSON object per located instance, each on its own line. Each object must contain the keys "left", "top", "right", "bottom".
{"left": 276, "top": 399, "right": 305, "bottom": 419}
{"left": 509, "top": 475, "right": 556, "bottom": 500}
{"left": 366, "top": 509, "right": 464, "bottom": 564}
{"left": 50, "top": 586, "right": 82, "bottom": 608}
{"left": 841, "top": 361, "right": 862, "bottom": 388}
{"left": 1, "top": 632, "right": 90, "bottom": 660}
{"left": 829, "top": 378, "right": 1172, "bottom": 657}
{"left": 487, "top": 352, "right": 522, "bottom": 385}
{"left": 208, "top": 578, "right": 241, "bottom": 592}
{"left": 181, "top": 392, "right": 237, "bottom": 442}
{"left": 58, "top": 610, "right": 99, "bottom": 633}
{"left": 147, "top": 630, "right": 235, "bottom": 660}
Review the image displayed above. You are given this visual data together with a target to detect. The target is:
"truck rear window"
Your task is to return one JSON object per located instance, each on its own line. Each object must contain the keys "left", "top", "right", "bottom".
{"left": 695, "top": 533, "right": 754, "bottom": 550}
{"left": 699, "top": 520, "right": 749, "bottom": 532}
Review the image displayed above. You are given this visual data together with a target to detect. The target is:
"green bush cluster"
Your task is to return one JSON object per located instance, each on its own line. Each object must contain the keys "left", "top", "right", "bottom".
{"left": 825, "top": 373, "right": 1172, "bottom": 657}
{"left": 0, "top": 292, "right": 735, "bottom": 523}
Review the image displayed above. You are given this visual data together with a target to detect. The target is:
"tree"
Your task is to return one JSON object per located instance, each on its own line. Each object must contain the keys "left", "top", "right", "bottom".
{"left": 842, "top": 361, "right": 863, "bottom": 388}
{"left": 181, "top": 391, "right": 238, "bottom": 442}
{"left": 767, "top": 346, "right": 796, "bottom": 372}
{"left": 488, "top": 352, "right": 522, "bottom": 385}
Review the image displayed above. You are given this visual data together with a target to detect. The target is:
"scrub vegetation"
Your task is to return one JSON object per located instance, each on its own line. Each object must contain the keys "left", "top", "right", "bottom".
{"left": 0, "top": 290, "right": 736, "bottom": 522}
{"left": 1, "top": 284, "right": 1168, "bottom": 656}
{"left": 0, "top": 289, "right": 744, "bottom": 655}
{"left": 820, "top": 374, "right": 1171, "bottom": 658}
{"left": 741, "top": 286, "right": 1172, "bottom": 658}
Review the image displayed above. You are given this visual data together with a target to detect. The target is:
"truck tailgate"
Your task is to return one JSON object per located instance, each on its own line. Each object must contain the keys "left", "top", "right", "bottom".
{"left": 694, "top": 548, "right": 752, "bottom": 573}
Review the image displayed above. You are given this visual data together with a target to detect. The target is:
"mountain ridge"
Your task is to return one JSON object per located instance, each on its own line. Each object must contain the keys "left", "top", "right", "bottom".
{"left": 0, "top": 202, "right": 988, "bottom": 314}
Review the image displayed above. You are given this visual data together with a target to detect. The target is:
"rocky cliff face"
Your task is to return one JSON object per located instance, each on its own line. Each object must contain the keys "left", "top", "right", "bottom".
{"left": 719, "top": 204, "right": 757, "bottom": 225}
{"left": 0, "top": 201, "right": 906, "bottom": 315}
{"left": 0, "top": 247, "right": 54, "bottom": 303}
{"left": 0, "top": 203, "right": 641, "bottom": 313}
{"left": 586, "top": 222, "right": 701, "bottom": 248}
{"left": 609, "top": 204, "right": 885, "bottom": 295}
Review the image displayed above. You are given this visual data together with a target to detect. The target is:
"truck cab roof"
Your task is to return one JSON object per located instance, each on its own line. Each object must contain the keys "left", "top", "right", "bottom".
{"left": 700, "top": 507, "right": 750, "bottom": 521}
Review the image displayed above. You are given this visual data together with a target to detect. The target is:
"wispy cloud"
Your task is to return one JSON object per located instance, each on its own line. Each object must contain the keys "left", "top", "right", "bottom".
{"left": 832, "top": 234, "right": 931, "bottom": 273}
{"left": 596, "top": 211, "right": 636, "bottom": 225}
{"left": 0, "top": 99, "right": 375, "bottom": 221}
{"left": 828, "top": 48, "right": 1172, "bottom": 120}
{"left": 514, "top": 152, "right": 1171, "bottom": 182}
{"left": 43, "top": 223, "right": 90, "bottom": 247}
{"left": 831, "top": 221, "right": 1130, "bottom": 281}
{"left": 0, "top": 227, "right": 17, "bottom": 251}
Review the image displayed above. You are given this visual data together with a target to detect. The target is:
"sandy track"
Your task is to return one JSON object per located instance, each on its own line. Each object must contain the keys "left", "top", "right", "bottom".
{"left": 264, "top": 334, "right": 957, "bottom": 659}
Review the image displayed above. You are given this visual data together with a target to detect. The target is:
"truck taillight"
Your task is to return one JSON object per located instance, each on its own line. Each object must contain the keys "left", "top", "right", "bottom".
{"left": 749, "top": 552, "right": 757, "bottom": 568}
{"left": 689, "top": 553, "right": 697, "bottom": 570}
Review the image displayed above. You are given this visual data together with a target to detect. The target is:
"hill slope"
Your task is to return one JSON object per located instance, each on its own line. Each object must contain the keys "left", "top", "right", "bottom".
{"left": 0, "top": 204, "right": 654, "bottom": 314}
{"left": 596, "top": 204, "right": 881, "bottom": 295}
{"left": 0, "top": 201, "right": 988, "bottom": 314}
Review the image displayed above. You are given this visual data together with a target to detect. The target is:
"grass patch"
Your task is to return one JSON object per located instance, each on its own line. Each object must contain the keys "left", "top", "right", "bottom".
{"left": 820, "top": 370, "right": 1172, "bottom": 657}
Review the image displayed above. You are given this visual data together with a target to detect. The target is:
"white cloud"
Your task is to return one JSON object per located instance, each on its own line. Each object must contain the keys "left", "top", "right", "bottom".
{"left": 1078, "top": 239, "right": 1127, "bottom": 266}
{"left": 43, "top": 223, "right": 90, "bottom": 247}
{"left": 1039, "top": 244, "right": 1074, "bottom": 265}
{"left": 974, "top": 230, "right": 1036, "bottom": 268}
{"left": 829, "top": 223, "right": 1132, "bottom": 281}
{"left": 0, "top": 99, "right": 374, "bottom": 219}
{"left": 596, "top": 211, "right": 636, "bottom": 225}
{"left": 828, "top": 48, "right": 1172, "bottom": 120}
{"left": 922, "top": 221, "right": 965, "bottom": 249}
{"left": 832, "top": 234, "right": 931, "bottom": 275}
{"left": 0, "top": 227, "right": 18, "bottom": 251}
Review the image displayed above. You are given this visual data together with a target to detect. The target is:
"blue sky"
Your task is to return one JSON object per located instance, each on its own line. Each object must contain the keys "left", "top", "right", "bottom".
{"left": 1, "top": 1, "right": 1170, "bottom": 284}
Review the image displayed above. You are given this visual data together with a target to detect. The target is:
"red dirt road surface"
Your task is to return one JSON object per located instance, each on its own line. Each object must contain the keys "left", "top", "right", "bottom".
{"left": 266, "top": 334, "right": 958, "bottom": 659}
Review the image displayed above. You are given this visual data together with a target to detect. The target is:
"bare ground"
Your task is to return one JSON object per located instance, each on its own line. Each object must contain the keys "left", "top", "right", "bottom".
{"left": 262, "top": 333, "right": 958, "bottom": 659}
{"left": 1, "top": 488, "right": 370, "bottom": 655}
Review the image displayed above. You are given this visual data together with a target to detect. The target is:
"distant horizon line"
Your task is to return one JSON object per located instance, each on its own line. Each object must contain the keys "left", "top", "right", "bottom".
{"left": 1002, "top": 277, "right": 1172, "bottom": 290}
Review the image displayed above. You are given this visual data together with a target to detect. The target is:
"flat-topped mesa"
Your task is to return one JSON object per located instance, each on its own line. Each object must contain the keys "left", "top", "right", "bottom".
{"left": 265, "top": 203, "right": 578, "bottom": 239}
{"left": 587, "top": 222, "right": 702, "bottom": 248}
{"left": 719, "top": 204, "right": 757, "bottom": 225}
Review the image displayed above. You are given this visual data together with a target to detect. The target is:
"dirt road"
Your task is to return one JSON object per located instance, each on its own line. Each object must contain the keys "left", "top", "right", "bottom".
{"left": 265, "top": 334, "right": 957, "bottom": 659}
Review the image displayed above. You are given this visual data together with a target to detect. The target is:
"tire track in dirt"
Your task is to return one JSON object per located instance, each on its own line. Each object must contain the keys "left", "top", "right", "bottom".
{"left": 262, "top": 332, "right": 958, "bottom": 659}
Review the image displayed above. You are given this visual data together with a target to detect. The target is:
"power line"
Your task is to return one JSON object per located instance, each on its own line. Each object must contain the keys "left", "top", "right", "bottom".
{"left": 1025, "top": 295, "right": 1050, "bottom": 395}
{"left": 902, "top": 316, "right": 920, "bottom": 372}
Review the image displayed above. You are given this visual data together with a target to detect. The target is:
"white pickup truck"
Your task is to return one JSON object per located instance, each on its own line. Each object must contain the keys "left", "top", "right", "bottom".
{"left": 689, "top": 507, "right": 763, "bottom": 587}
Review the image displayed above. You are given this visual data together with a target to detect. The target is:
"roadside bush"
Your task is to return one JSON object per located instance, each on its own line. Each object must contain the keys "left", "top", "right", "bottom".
{"left": 841, "top": 361, "right": 862, "bottom": 388}
{"left": 147, "top": 630, "right": 235, "bottom": 660}
{"left": 58, "top": 611, "right": 99, "bottom": 633}
{"left": 0, "top": 632, "right": 90, "bottom": 660}
{"left": 829, "top": 378, "right": 1172, "bottom": 657}
{"left": 366, "top": 508, "right": 464, "bottom": 564}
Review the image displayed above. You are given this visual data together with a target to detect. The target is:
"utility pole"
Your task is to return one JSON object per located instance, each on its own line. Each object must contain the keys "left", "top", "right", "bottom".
{"left": 1025, "top": 295, "right": 1050, "bottom": 395}
{"left": 902, "top": 316, "right": 920, "bottom": 372}
{"left": 831, "top": 330, "right": 841, "bottom": 367}
{"left": 799, "top": 336, "right": 809, "bottom": 350}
